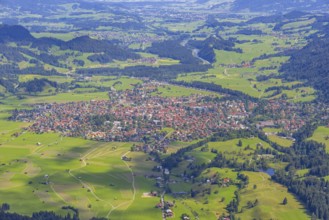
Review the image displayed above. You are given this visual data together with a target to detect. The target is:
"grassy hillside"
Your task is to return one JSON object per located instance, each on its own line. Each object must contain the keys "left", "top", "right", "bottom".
{"left": 309, "top": 126, "right": 329, "bottom": 153}
{"left": 0, "top": 131, "right": 161, "bottom": 220}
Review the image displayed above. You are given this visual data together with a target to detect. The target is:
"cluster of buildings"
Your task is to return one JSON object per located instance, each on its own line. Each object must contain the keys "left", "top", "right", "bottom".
{"left": 12, "top": 81, "right": 253, "bottom": 152}
{"left": 128, "top": 57, "right": 157, "bottom": 65}
{"left": 75, "top": 31, "right": 165, "bottom": 47}
{"left": 256, "top": 100, "right": 329, "bottom": 133}
{"left": 11, "top": 79, "right": 329, "bottom": 152}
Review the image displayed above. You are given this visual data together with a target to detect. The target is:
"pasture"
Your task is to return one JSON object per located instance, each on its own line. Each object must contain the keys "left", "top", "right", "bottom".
{"left": 308, "top": 126, "right": 329, "bottom": 152}
{"left": 20, "top": 92, "right": 110, "bottom": 104}
{"left": 76, "top": 76, "right": 142, "bottom": 91}
{"left": 152, "top": 84, "right": 221, "bottom": 97}
{"left": 268, "top": 135, "right": 294, "bottom": 148}
{"left": 236, "top": 171, "right": 310, "bottom": 220}
{"left": 176, "top": 21, "right": 316, "bottom": 102}
{"left": 167, "top": 164, "right": 309, "bottom": 220}
{"left": 166, "top": 168, "right": 239, "bottom": 220}
{"left": 170, "top": 137, "right": 274, "bottom": 179}
{"left": 0, "top": 131, "right": 161, "bottom": 220}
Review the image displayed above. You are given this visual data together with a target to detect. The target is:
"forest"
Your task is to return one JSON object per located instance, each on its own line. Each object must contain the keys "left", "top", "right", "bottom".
{"left": 232, "top": 0, "right": 329, "bottom": 12}
{"left": 76, "top": 64, "right": 210, "bottom": 81}
{"left": 188, "top": 35, "right": 241, "bottom": 63}
{"left": 0, "top": 25, "right": 140, "bottom": 62}
{"left": 280, "top": 35, "right": 329, "bottom": 103}
{"left": 147, "top": 40, "right": 200, "bottom": 64}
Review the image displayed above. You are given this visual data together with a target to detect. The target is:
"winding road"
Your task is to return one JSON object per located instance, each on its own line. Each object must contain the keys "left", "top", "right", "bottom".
{"left": 180, "top": 38, "right": 210, "bottom": 65}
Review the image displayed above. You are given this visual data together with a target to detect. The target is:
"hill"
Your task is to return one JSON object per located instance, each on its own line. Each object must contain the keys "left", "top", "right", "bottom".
{"left": 188, "top": 35, "right": 241, "bottom": 63}
{"left": 232, "top": 0, "right": 329, "bottom": 12}
{"left": 0, "top": 24, "right": 143, "bottom": 94}
{"left": 0, "top": 24, "right": 140, "bottom": 63}
{"left": 280, "top": 35, "right": 329, "bottom": 103}
{"left": 0, "top": 25, "right": 34, "bottom": 42}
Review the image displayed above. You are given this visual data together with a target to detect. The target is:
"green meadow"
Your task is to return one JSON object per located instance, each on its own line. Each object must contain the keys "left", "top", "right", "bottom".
{"left": 18, "top": 74, "right": 74, "bottom": 84}
{"left": 21, "top": 92, "right": 110, "bottom": 104}
{"left": 151, "top": 84, "right": 221, "bottom": 98}
{"left": 162, "top": 133, "right": 309, "bottom": 219}
{"left": 268, "top": 135, "right": 294, "bottom": 148}
{"left": 76, "top": 77, "right": 142, "bottom": 91}
{"left": 166, "top": 141, "right": 309, "bottom": 220}
{"left": 176, "top": 21, "right": 315, "bottom": 102}
{"left": 236, "top": 172, "right": 309, "bottom": 220}
{"left": 166, "top": 168, "right": 239, "bottom": 220}
{"left": 309, "top": 126, "right": 329, "bottom": 152}
{"left": 0, "top": 131, "right": 161, "bottom": 220}
{"left": 170, "top": 137, "right": 273, "bottom": 178}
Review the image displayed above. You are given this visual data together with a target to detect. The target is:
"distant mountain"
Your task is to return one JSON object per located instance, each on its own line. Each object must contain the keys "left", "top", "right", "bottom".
{"left": 0, "top": 0, "right": 72, "bottom": 15}
{"left": 246, "top": 11, "right": 310, "bottom": 24}
{"left": 1, "top": 0, "right": 329, "bottom": 14}
{"left": 232, "top": 0, "right": 329, "bottom": 13}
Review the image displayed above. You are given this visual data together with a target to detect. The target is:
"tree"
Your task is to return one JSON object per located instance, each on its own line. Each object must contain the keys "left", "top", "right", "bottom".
{"left": 254, "top": 199, "right": 258, "bottom": 206}
{"left": 237, "top": 139, "right": 243, "bottom": 147}
{"left": 1, "top": 203, "right": 10, "bottom": 211}
{"left": 282, "top": 197, "right": 288, "bottom": 205}
{"left": 247, "top": 201, "right": 253, "bottom": 208}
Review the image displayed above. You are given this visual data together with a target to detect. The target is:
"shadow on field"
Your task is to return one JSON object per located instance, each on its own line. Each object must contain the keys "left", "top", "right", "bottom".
{"left": 107, "top": 206, "right": 163, "bottom": 220}
{"left": 27, "top": 151, "right": 160, "bottom": 195}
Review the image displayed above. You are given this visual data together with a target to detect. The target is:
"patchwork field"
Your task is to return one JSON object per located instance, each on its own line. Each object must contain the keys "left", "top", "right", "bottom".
{"left": 176, "top": 21, "right": 316, "bottom": 102}
{"left": 167, "top": 165, "right": 309, "bottom": 220}
{"left": 165, "top": 135, "right": 309, "bottom": 220}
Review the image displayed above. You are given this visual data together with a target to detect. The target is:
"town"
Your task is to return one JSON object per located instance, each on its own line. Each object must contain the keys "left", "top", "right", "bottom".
{"left": 11, "top": 80, "right": 329, "bottom": 153}
{"left": 12, "top": 81, "right": 253, "bottom": 152}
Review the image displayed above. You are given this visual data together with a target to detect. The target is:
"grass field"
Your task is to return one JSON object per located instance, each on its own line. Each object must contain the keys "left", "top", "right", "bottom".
{"left": 76, "top": 77, "right": 142, "bottom": 91}
{"left": 152, "top": 84, "right": 221, "bottom": 97}
{"left": 207, "top": 137, "right": 272, "bottom": 152}
{"left": 263, "top": 127, "right": 283, "bottom": 133}
{"left": 164, "top": 134, "right": 307, "bottom": 220}
{"left": 236, "top": 171, "right": 310, "bottom": 220}
{"left": 168, "top": 165, "right": 309, "bottom": 220}
{"left": 308, "top": 126, "right": 329, "bottom": 152}
{"left": 32, "top": 32, "right": 76, "bottom": 41}
{"left": 268, "top": 135, "right": 294, "bottom": 147}
{"left": 0, "top": 131, "right": 161, "bottom": 220}
{"left": 20, "top": 92, "right": 110, "bottom": 104}
{"left": 18, "top": 74, "right": 74, "bottom": 84}
{"left": 166, "top": 168, "right": 239, "bottom": 220}
{"left": 296, "top": 169, "right": 309, "bottom": 178}
{"left": 176, "top": 26, "right": 315, "bottom": 102}
{"left": 170, "top": 137, "right": 274, "bottom": 177}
